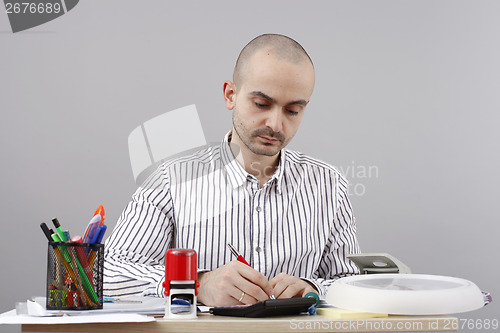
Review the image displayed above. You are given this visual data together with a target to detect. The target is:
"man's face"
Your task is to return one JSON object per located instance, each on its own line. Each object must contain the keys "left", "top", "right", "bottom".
{"left": 228, "top": 50, "right": 315, "bottom": 157}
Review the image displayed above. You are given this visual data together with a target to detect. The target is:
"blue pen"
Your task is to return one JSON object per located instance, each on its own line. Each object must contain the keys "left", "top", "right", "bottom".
{"left": 95, "top": 225, "right": 107, "bottom": 244}
{"left": 86, "top": 225, "right": 107, "bottom": 255}
{"left": 90, "top": 225, "right": 106, "bottom": 244}
{"left": 103, "top": 296, "right": 142, "bottom": 303}
{"left": 83, "top": 214, "right": 101, "bottom": 244}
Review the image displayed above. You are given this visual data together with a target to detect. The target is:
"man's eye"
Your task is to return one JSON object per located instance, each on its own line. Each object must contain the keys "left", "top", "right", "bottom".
{"left": 288, "top": 110, "right": 299, "bottom": 116}
{"left": 255, "top": 102, "right": 269, "bottom": 108}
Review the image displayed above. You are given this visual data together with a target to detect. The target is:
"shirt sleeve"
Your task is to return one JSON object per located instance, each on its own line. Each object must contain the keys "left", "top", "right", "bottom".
{"left": 304, "top": 172, "right": 361, "bottom": 296}
{"left": 103, "top": 165, "right": 174, "bottom": 297}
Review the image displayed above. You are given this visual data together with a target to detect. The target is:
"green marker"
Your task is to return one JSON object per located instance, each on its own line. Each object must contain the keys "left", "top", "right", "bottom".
{"left": 52, "top": 218, "right": 66, "bottom": 242}
{"left": 50, "top": 230, "right": 71, "bottom": 263}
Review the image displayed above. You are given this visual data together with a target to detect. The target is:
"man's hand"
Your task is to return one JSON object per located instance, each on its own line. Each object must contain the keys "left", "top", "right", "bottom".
{"left": 197, "top": 261, "right": 273, "bottom": 306}
{"left": 269, "top": 273, "right": 318, "bottom": 298}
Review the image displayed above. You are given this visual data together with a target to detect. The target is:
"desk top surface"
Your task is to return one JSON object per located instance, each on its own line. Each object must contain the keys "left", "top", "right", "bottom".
{"left": 22, "top": 313, "right": 458, "bottom": 333}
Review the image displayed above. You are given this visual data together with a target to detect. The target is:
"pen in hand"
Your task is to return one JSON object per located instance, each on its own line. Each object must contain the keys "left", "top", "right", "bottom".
{"left": 227, "top": 243, "right": 250, "bottom": 266}
{"left": 226, "top": 243, "right": 275, "bottom": 299}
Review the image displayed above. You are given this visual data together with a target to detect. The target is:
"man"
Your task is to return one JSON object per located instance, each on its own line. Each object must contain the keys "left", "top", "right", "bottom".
{"left": 104, "top": 34, "right": 360, "bottom": 306}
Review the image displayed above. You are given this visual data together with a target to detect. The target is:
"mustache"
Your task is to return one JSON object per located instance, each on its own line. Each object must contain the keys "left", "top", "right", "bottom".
{"left": 252, "top": 128, "right": 285, "bottom": 142}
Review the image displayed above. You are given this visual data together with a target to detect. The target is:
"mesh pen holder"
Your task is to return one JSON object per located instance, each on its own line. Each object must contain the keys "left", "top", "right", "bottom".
{"left": 46, "top": 242, "right": 104, "bottom": 310}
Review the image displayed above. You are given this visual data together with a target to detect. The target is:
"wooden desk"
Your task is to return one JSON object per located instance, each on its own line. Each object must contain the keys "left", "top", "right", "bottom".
{"left": 22, "top": 313, "right": 458, "bottom": 333}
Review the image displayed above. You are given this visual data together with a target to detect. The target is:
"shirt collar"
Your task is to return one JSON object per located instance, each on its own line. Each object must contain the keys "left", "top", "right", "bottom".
{"left": 220, "top": 131, "right": 286, "bottom": 194}
{"left": 220, "top": 131, "right": 248, "bottom": 189}
{"left": 274, "top": 149, "right": 286, "bottom": 195}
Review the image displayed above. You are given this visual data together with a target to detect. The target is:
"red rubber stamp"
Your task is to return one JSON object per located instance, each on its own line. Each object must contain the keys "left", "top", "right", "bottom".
{"left": 163, "top": 249, "right": 199, "bottom": 319}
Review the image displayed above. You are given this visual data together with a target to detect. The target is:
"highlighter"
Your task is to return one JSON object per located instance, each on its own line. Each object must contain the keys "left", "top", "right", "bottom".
{"left": 52, "top": 218, "right": 66, "bottom": 242}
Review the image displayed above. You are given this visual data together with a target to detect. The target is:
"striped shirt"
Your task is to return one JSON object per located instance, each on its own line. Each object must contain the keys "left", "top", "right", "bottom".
{"left": 104, "top": 132, "right": 360, "bottom": 297}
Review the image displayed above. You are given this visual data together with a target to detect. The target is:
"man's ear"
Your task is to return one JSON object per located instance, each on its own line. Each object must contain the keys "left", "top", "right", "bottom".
{"left": 223, "top": 80, "right": 237, "bottom": 110}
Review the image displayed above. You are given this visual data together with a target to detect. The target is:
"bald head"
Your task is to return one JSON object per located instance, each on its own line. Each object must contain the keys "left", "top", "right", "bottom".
{"left": 233, "top": 34, "right": 314, "bottom": 89}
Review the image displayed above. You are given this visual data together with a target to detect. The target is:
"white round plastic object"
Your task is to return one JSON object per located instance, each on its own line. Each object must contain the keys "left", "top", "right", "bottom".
{"left": 327, "top": 274, "right": 484, "bottom": 315}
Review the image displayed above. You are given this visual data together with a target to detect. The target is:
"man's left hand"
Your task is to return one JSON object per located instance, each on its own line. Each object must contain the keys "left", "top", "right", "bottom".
{"left": 269, "top": 273, "right": 318, "bottom": 298}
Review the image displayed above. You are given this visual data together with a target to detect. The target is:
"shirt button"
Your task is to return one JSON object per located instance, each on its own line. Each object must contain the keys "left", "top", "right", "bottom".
{"left": 255, "top": 206, "right": 262, "bottom": 212}
{"left": 255, "top": 246, "right": 262, "bottom": 253}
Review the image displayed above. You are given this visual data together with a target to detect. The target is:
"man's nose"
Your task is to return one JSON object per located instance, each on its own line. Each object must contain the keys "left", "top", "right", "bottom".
{"left": 265, "top": 107, "right": 283, "bottom": 133}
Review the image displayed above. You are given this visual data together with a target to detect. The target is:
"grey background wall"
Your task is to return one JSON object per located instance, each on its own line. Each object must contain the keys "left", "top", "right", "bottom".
{"left": 1, "top": 1, "right": 499, "bottom": 332}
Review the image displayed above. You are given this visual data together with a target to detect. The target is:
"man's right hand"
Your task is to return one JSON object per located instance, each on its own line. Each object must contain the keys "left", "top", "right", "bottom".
{"left": 197, "top": 261, "right": 273, "bottom": 306}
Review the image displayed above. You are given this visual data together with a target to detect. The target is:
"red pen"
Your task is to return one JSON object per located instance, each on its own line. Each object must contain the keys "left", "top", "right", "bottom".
{"left": 227, "top": 243, "right": 276, "bottom": 299}
{"left": 227, "top": 243, "right": 250, "bottom": 266}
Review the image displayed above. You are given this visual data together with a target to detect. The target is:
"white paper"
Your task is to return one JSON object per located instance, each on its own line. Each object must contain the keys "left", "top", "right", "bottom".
{"left": 0, "top": 296, "right": 165, "bottom": 325}
{"left": 0, "top": 310, "right": 154, "bottom": 325}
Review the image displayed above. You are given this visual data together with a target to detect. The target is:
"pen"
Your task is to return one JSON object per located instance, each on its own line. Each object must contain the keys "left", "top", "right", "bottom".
{"left": 94, "top": 205, "right": 105, "bottom": 225}
{"left": 227, "top": 243, "right": 250, "bottom": 266}
{"left": 90, "top": 225, "right": 106, "bottom": 244}
{"left": 83, "top": 214, "right": 101, "bottom": 244}
{"left": 103, "top": 296, "right": 142, "bottom": 304}
{"left": 87, "top": 223, "right": 107, "bottom": 268}
{"left": 95, "top": 224, "right": 107, "bottom": 243}
{"left": 227, "top": 243, "right": 275, "bottom": 299}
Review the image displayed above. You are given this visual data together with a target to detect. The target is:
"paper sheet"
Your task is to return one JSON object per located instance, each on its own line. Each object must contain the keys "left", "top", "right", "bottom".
{"left": 0, "top": 309, "right": 155, "bottom": 325}
{"left": 0, "top": 296, "right": 165, "bottom": 325}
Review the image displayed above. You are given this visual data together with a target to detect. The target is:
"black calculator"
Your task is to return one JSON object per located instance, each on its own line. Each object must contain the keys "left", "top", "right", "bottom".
{"left": 209, "top": 297, "right": 316, "bottom": 317}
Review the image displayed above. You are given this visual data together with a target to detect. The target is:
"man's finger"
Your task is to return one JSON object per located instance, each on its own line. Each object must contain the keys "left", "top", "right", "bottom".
{"left": 233, "top": 265, "right": 272, "bottom": 301}
{"left": 234, "top": 262, "right": 273, "bottom": 298}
